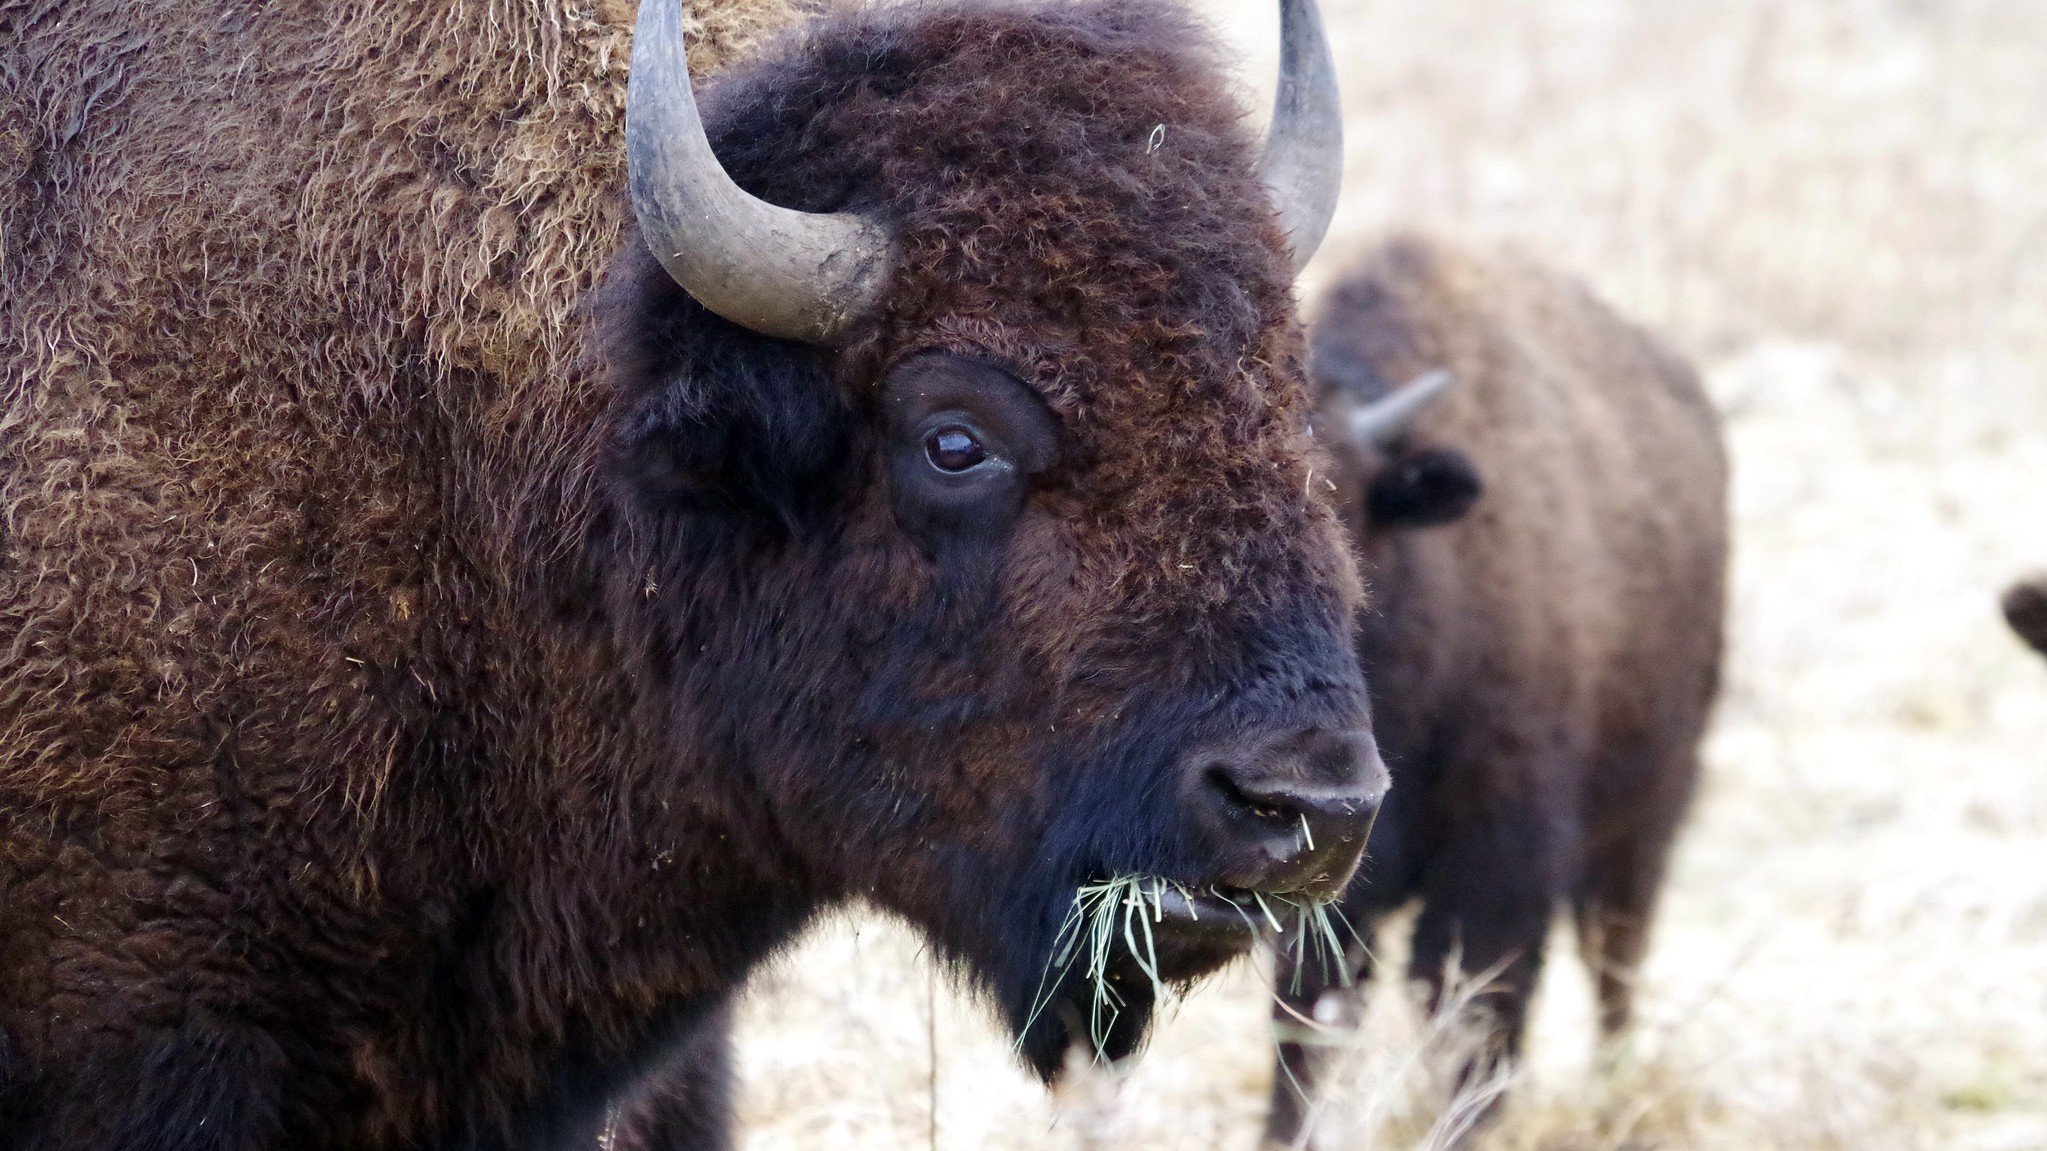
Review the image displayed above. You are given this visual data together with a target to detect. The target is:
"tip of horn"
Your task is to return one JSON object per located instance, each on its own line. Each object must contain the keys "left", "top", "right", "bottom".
{"left": 1346, "top": 368, "right": 1459, "bottom": 448}
{"left": 1261, "top": 0, "right": 1344, "bottom": 274}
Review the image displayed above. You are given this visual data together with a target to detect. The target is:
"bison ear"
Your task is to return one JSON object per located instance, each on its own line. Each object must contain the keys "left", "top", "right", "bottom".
{"left": 616, "top": 343, "right": 851, "bottom": 525}
{"left": 1366, "top": 447, "right": 1483, "bottom": 529}
{"left": 606, "top": 257, "right": 853, "bottom": 526}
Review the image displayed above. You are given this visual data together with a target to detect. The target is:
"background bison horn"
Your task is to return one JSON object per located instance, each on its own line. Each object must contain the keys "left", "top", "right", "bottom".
{"left": 1258, "top": 0, "right": 1344, "bottom": 273}
{"left": 1347, "top": 368, "right": 1458, "bottom": 447}
{"left": 627, "top": 0, "right": 896, "bottom": 345}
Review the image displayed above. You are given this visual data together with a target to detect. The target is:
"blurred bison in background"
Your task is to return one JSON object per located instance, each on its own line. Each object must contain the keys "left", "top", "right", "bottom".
{"left": 2003, "top": 578, "right": 2047, "bottom": 656}
{"left": 1265, "top": 235, "right": 1729, "bottom": 1146}
{"left": 0, "top": 0, "right": 1385, "bottom": 1145}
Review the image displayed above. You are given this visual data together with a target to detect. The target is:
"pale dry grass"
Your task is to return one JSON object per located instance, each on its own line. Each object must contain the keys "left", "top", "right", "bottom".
{"left": 730, "top": 1, "right": 2047, "bottom": 1147}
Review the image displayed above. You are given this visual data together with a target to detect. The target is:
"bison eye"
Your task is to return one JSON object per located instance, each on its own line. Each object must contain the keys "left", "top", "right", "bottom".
{"left": 925, "top": 426, "right": 988, "bottom": 473}
{"left": 882, "top": 353, "right": 1060, "bottom": 555}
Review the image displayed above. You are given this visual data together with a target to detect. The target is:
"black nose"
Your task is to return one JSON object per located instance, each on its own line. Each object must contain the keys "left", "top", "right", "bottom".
{"left": 1188, "top": 728, "right": 1388, "bottom": 900}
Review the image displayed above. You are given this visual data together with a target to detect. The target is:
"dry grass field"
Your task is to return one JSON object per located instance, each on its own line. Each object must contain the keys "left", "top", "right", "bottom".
{"left": 725, "top": 1, "right": 2047, "bottom": 1147}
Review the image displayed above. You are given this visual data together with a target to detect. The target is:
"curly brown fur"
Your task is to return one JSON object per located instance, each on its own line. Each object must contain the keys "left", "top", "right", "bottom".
{"left": 1, "top": 1, "right": 1371, "bottom": 1148}
{"left": 1266, "top": 235, "right": 1729, "bottom": 1146}
{"left": 2003, "top": 577, "right": 2047, "bottom": 656}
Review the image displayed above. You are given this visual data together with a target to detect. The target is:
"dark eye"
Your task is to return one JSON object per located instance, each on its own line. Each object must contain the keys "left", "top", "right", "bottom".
{"left": 924, "top": 426, "right": 989, "bottom": 473}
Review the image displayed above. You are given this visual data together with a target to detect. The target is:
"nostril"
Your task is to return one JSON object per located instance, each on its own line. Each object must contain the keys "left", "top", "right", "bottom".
{"left": 1205, "top": 765, "right": 1295, "bottom": 825}
{"left": 1191, "top": 729, "right": 1384, "bottom": 898}
{"left": 1201, "top": 730, "right": 1388, "bottom": 828}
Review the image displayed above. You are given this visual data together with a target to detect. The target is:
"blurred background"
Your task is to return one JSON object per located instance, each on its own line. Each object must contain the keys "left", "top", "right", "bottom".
{"left": 723, "top": 1, "right": 2047, "bottom": 1147}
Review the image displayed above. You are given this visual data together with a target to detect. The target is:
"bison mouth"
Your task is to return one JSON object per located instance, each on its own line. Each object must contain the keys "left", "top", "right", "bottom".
{"left": 1015, "top": 876, "right": 1346, "bottom": 1075}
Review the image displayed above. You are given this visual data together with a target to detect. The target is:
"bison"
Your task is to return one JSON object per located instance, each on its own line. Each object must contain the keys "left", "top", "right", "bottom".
{"left": 0, "top": 0, "right": 1388, "bottom": 1146}
{"left": 1263, "top": 236, "right": 1729, "bottom": 1146}
{"left": 2004, "top": 577, "right": 2047, "bottom": 656}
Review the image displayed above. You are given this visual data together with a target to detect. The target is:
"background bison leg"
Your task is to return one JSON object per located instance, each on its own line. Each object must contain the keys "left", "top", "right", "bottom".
{"left": 602, "top": 999, "right": 737, "bottom": 1151}
{"left": 1405, "top": 812, "right": 1566, "bottom": 1121}
{"left": 1573, "top": 858, "right": 1657, "bottom": 1040}
{"left": 1263, "top": 909, "right": 1381, "bottom": 1149}
{"left": 1574, "top": 752, "right": 1699, "bottom": 1040}
{"left": 1266, "top": 780, "right": 1424, "bottom": 1150}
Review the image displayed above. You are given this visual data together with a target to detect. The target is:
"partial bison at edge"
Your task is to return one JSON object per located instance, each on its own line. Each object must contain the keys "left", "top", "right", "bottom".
{"left": 1266, "top": 235, "right": 1731, "bottom": 1146}
{"left": 2004, "top": 578, "right": 2047, "bottom": 656}
{"left": 0, "top": 0, "right": 1380, "bottom": 1147}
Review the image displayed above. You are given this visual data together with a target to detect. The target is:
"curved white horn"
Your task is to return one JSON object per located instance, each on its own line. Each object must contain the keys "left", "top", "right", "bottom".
{"left": 1258, "top": 0, "right": 1344, "bottom": 273}
{"left": 627, "top": 0, "right": 896, "bottom": 344}
{"left": 1347, "top": 369, "right": 1457, "bottom": 447}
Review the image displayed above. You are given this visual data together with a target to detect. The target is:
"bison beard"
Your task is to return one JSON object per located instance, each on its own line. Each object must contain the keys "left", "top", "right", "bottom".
{"left": 0, "top": 1, "right": 1376, "bottom": 1148}
{"left": 1264, "top": 236, "right": 1731, "bottom": 1147}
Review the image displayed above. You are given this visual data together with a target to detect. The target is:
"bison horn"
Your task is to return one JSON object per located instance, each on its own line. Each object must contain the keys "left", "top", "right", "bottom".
{"left": 1347, "top": 369, "right": 1458, "bottom": 447}
{"left": 626, "top": 0, "right": 895, "bottom": 345}
{"left": 1259, "top": 0, "right": 1345, "bottom": 273}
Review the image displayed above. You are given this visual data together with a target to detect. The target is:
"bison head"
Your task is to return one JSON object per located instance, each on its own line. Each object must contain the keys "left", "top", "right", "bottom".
{"left": 1316, "top": 365, "right": 1484, "bottom": 538}
{"left": 593, "top": 0, "right": 1380, "bottom": 1074}
{"left": 1305, "top": 257, "right": 1485, "bottom": 548}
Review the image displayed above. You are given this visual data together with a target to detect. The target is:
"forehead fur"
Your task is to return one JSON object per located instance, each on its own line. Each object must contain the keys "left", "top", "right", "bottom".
{"left": 702, "top": 0, "right": 1343, "bottom": 629}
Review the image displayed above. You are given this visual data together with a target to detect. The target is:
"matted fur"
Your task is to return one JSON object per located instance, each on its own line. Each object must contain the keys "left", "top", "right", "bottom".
{"left": 1266, "top": 235, "right": 1729, "bottom": 1145}
{"left": 1, "top": 0, "right": 1369, "bottom": 1147}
